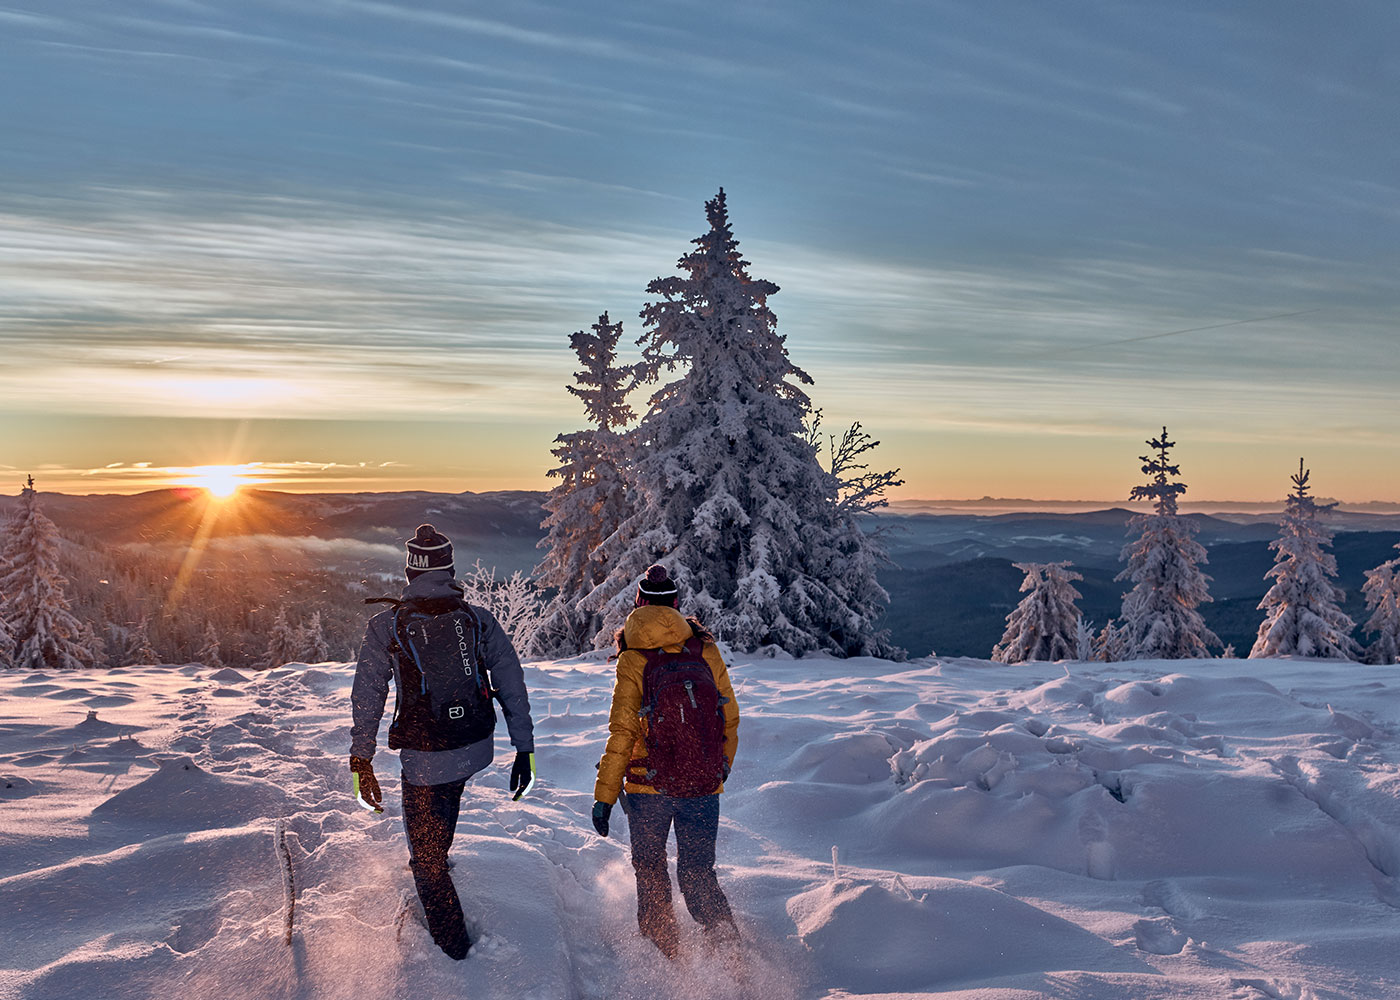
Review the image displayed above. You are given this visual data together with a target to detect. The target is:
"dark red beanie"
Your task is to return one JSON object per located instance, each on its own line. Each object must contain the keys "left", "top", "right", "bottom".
{"left": 635, "top": 564, "right": 679, "bottom": 608}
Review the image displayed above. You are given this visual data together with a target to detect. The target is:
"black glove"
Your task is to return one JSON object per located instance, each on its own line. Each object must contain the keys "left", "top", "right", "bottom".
{"left": 510, "top": 751, "right": 536, "bottom": 801}
{"left": 721, "top": 758, "right": 731, "bottom": 782}
{"left": 592, "top": 800, "right": 612, "bottom": 838}
{"left": 349, "top": 755, "right": 382, "bottom": 813}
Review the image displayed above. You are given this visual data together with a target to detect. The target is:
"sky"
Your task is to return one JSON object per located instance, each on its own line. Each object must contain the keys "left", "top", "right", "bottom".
{"left": 1, "top": 0, "right": 1397, "bottom": 501}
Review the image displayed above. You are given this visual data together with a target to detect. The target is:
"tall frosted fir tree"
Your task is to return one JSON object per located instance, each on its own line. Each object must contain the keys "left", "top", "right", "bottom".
{"left": 0, "top": 477, "right": 94, "bottom": 669}
{"left": 588, "top": 190, "right": 897, "bottom": 656}
{"left": 1361, "top": 546, "right": 1400, "bottom": 665}
{"left": 1250, "top": 460, "right": 1359, "bottom": 660}
{"left": 1115, "top": 428, "right": 1220, "bottom": 659}
{"left": 535, "top": 313, "right": 635, "bottom": 654}
{"left": 992, "top": 562, "right": 1085, "bottom": 663}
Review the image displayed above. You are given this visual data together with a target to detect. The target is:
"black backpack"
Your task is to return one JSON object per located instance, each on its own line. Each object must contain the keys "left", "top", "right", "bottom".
{"left": 636, "top": 636, "right": 728, "bottom": 797}
{"left": 376, "top": 597, "right": 497, "bottom": 752}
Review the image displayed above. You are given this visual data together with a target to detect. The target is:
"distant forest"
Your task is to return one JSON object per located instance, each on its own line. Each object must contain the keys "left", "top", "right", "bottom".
{"left": 8, "top": 488, "right": 1398, "bottom": 667}
{"left": 881, "top": 530, "right": 1400, "bottom": 659}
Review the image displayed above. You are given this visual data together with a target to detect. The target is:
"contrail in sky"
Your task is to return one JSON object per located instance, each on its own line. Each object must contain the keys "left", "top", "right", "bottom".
{"left": 1025, "top": 308, "right": 1322, "bottom": 359}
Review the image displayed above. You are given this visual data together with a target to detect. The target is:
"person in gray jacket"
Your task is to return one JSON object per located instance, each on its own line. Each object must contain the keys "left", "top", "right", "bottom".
{"left": 349, "top": 524, "right": 535, "bottom": 960}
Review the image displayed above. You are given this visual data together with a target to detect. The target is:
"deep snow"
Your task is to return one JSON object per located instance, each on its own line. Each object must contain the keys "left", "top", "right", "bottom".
{"left": 4, "top": 652, "right": 1400, "bottom": 999}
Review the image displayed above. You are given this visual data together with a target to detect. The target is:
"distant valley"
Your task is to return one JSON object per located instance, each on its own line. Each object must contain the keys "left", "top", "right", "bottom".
{"left": 9, "top": 490, "right": 1399, "bottom": 660}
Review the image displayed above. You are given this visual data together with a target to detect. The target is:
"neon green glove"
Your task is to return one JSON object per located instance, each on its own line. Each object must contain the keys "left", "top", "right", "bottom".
{"left": 349, "top": 755, "right": 383, "bottom": 813}
{"left": 510, "top": 751, "right": 536, "bottom": 801}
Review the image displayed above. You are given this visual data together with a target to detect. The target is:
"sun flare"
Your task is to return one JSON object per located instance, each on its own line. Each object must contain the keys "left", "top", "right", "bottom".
{"left": 185, "top": 465, "right": 248, "bottom": 498}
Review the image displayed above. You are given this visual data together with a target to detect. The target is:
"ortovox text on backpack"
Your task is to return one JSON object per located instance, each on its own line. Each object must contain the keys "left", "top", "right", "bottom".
{"left": 387, "top": 599, "right": 496, "bottom": 752}
{"left": 635, "top": 636, "right": 728, "bottom": 797}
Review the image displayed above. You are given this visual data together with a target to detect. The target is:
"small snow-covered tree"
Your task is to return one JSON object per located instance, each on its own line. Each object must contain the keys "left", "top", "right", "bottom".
{"left": 264, "top": 607, "right": 302, "bottom": 668}
{"left": 76, "top": 621, "right": 105, "bottom": 668}
{"left": 535, "top": 312, "right": 635, "bottom": 655}
{"left": 1075, "top": 617, "right": 1096, "bottom": 661}
{"left": 1361, "top": 547, "right": 1400, "bottom": 665}
{"left": 0, "top": 478, "right": 94, "bottom": 669}
{"left": 992, "top": 561, "right": 1084, "bottom": 663}
{"left": 197, "top": 621, "right": 224, "bottom": 669}
{"left": 1095, "top": 619, "right": 1129, "bottom": 662}
{"left": 805, "top": 412, "right": 905, "bottom": 659}
{"left": 462, "top": 560, "right": 547, "bottom": 652}
{"left": 1250, "top": 459, "right": 1358, "bottom": 660}
{"left": 0, "top": 602, "right": 13, "bottom": 668}
{"left": 1115, "top": 427, "right": 1219, "bottom": 659}
{"left": 124, "top": 614, "right": 158, "bottom": 665}
{"left": 300, "top": 610, "right": 329, "bottom": 662}
{"left": 585, "top": 189, "right": 899, "bottom": 657}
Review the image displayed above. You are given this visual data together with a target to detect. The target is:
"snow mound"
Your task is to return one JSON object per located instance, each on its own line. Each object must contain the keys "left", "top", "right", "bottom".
{"left": 788, "top": 878, "right": 1144, "bottom": 991}
{"left": 52, "top": 709, "right": 140, "bottom": 739}
{"left": 291, "top": 666, "right": 350, "bottom": 694}
{"left": 208, "top": 667, "right": 250, "bottom": 683}
{"left": 6, "top": 654, "right": 1400, "bottom": 999}
{"left": 91, "top": 756, "right": 292, "bottom": 830}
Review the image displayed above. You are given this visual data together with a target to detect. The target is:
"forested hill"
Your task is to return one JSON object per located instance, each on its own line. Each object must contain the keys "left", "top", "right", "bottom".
{"left": 879, "top": 512, "right": 1400, "bottom": 657}
{"left": 8, "top": 490, "right": 1399, "bottom": 661}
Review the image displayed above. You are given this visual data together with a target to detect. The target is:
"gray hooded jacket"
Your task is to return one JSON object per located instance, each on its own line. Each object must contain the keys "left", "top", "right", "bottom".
{"left": 350, "top": 571, "right": 534, "bottom": 786}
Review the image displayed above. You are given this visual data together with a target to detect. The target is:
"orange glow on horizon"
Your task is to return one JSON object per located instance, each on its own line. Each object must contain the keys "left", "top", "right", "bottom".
{"left": 176, "top": 464, "right": 260, "bottom": 498}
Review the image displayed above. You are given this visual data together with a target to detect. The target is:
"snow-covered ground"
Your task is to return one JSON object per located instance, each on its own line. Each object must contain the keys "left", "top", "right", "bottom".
{"left": 4, "top": 652, "right": 1400, "bottom": 999}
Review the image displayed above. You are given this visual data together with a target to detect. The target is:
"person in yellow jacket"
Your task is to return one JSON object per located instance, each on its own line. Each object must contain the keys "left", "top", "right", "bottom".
{"left": 591, "top": 564, "right": 741, "bottom": 958}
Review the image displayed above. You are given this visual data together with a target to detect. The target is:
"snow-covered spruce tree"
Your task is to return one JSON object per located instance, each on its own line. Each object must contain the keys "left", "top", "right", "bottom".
{"left": 992, "top": 562, "right": 1085, "bottom": 663}
{"left": 0, "top": 606, "right": 13, "bottom": 668}
{"left": 264, "top": 607, "right": 302, "bottom": 668}
{"left": 1115, "top": 427, "right": 1220, "bottom": 659}
{"left": 1361, "top": 547, "right": 1400, "bottom": 665}
{"left": 585, "top": 189, "right": 899, "bottom": 657}
{"left": 196, "top": 621, "right": 224, "bottom": 669}
{"left": 1094, "top": 619, "right": 1128, "bottom": 662}
{"left": 1249, "top": 459, "right": 1359, "bottom": 660}
{"left": 300, "top": 610, "right": 329, "bottom": 662}
{"left": 0, "top": 478, "right": 94, "bottom": 669}
{"left": 123, "top": 614, "right": 158, "bottom": 665}
{"left": 534, "top": 312, "right": 635, "bottom": 655}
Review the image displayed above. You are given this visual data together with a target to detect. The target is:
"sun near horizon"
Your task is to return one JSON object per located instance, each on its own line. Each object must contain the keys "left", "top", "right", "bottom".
{"left": 179, "top": 465, "right": 255, "bottom": 499}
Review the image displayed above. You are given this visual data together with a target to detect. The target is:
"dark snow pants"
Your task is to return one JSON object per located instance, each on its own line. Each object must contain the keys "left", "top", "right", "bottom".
{"left": 402, "top": 776, "right": 470, "bottom": 960}
{"left": 627, "top": 792, "right": 735, "bottom": 957}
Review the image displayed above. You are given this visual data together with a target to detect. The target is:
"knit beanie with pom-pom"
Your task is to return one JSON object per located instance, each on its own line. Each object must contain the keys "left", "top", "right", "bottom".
{"left": 634, "top": 564, "right": 680, "bottom": 608}
{"left": 405, "top": 523, "right": 454, "bottom": 579}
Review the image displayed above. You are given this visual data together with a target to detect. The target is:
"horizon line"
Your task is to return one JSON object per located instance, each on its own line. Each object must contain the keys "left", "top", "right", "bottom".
{"left": 2, "top": 486, "right": 1398, "bottom": 510}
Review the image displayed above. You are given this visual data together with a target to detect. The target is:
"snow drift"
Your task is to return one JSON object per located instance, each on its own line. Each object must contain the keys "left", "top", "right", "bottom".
{"left": 3, "top": 653, "right": 1400, "bottom": 999}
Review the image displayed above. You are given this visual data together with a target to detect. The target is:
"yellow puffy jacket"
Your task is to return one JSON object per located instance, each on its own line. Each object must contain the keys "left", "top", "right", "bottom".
{"left": 593, "top": 605, "right": 740, "bottom": 805}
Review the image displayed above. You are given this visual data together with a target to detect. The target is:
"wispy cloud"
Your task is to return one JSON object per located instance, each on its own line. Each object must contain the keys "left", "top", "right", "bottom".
{"left": 2, "top": 185, "right": 1392, "bottom": 450}
{"left": 330, "top": 0, "right": 636, "bottom": 62}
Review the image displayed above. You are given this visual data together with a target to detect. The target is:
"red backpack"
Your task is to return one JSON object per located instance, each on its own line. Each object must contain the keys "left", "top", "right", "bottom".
{"left": 636, "top": 636, "right": 728, "bottom": 797}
